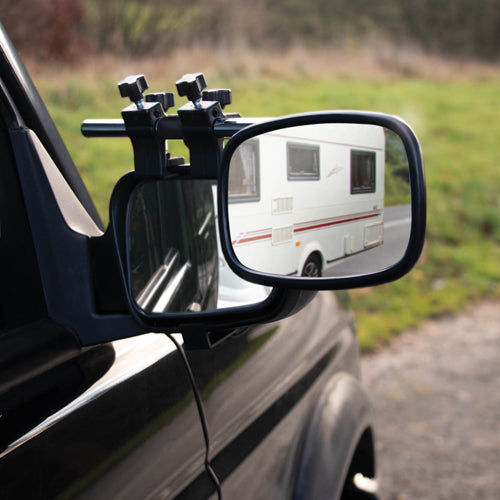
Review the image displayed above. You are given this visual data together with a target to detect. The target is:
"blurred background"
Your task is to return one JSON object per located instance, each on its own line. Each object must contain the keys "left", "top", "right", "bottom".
{"left": 1, "top": 0, "right": 498, "bottom": 348}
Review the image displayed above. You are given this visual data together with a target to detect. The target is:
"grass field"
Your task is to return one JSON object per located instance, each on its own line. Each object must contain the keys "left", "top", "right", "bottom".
{"left": 30, "top": 50, "right": 500, "bottom": 350}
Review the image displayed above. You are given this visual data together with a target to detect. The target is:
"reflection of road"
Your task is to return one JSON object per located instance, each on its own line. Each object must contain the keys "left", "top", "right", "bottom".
{"left": 324, "top": 205, "right": 411, "bottom": 278}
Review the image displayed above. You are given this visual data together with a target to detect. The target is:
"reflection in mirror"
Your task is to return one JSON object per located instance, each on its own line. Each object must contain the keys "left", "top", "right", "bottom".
{"left": 128, "top": 179, "right": 271, "bottom": 314}
{"left": 227, "top": 123, "right": 412, "bottom": 278}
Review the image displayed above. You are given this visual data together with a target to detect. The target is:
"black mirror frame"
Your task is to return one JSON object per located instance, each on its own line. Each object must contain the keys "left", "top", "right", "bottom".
{"left": 218, "top": 111, "right": 426, "bottom": 290}
{"left": 108, "top": 171, "right": 317, "bottom": 344}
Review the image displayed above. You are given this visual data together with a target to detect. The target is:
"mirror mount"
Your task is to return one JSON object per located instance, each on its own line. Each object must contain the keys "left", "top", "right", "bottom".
{"left": 177, "top": 100, "right": 225, "bottom": 178}
{"left": 121, "top": 97, "right": 228, "bottom": 180}
{"left": 118, "top": 73, "right": 228, "bottom": 180}
{"left": 121, "top": 101, "right": 170, "bottom": 178}
{"left": 82, "top": 73, "right": 258, "bottom": 181}
{"left": 175, "top": 72, "right": 225, "bottom": 178}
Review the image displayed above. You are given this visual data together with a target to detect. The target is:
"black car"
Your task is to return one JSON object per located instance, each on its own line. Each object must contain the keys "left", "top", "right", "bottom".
{"left": 0, "top": 23, "right": 425, "bottom": 499}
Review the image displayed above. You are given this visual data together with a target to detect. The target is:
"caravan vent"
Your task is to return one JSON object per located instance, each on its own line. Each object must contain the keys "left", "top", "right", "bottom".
{"left": 272, "top": 225, "right": 293, "bottom": 245}
{"left": 364, "top": 221, "right": 384, "bottom": 247}
{"left": 272, "top": 197, "right": 293, "bottom": 214}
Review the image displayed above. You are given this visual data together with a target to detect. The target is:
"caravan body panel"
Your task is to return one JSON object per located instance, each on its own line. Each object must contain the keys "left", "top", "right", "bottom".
{"left": 228, "top": 123, "right": 385, "bottom": 276}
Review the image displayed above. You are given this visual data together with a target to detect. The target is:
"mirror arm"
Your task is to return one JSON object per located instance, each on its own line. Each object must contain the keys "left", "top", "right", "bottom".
{"left": 82, "top": 101, "right": 261, "bottom": 181}
{"left": 81, "top": 119, "right": 128, "bottom": 137}
{"left": 86, "top": 106, "right": 250, "bottom": 179}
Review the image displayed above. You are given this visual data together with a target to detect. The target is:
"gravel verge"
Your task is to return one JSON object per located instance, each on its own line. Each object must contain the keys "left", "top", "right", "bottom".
{"left": 361, "top": 301, "right": 500, "bottom": 499}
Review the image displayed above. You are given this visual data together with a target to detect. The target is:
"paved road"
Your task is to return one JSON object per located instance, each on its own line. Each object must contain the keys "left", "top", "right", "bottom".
{"left": 360, "top": 301, "right": 499, "bottom": 499}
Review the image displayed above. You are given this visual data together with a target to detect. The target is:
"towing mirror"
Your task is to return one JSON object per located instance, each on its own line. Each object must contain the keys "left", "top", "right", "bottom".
{"left": 218, "top": 112, "right": 426, "bottom": 290}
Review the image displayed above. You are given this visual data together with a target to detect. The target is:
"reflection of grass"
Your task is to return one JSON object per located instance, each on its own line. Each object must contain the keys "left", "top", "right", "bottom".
{"left": 33, "top": 63, "right": 500, "bottom": 350}
{"left": 385, "top": 129, "right": 411, "bottom": 206}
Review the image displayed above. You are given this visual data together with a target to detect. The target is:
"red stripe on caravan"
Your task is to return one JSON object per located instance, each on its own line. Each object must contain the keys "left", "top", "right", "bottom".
{"left": 232, "top": 211, "right": 382, "bottom": 245}
{"left": 232, "top": 232, "right": 272, "bottom": 245}
{"left": 294, "top": 210, "right": 379, "bottom": 227}
{"left": 294, "top": 212, "right": 381, "bottom": 233}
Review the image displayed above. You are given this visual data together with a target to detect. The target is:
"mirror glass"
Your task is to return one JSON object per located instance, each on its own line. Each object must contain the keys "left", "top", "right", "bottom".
{"left": 127, "top": 179, "right": 271, "bottom": 314}
{"left": 226, "top": 123, "right": 411, "bottom": 278}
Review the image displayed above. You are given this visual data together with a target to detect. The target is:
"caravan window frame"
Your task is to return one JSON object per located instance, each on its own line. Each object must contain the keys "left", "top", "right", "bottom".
{"left": 228, "top": 138, "right": 261, "bottom": 204}
{"left": 286, "top": 142, "right": 320, "bottom": 181}
{"left": 350, "top": 149, "right": 376, "bottom": 194}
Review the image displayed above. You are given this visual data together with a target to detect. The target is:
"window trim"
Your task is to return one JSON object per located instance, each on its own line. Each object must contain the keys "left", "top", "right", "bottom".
{"left": 350, "top": 149, "right": 376, "bottom": 195}
{"left": 228, "top": 138, "right": 260, "bottom": 203}
{"left": 286, "top": 142, "right": 320, "bottom": 181}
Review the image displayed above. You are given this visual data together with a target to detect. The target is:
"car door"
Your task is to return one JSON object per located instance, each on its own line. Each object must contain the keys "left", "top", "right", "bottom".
{"left": 185, "top": 291, "right": 362, "bottom": 498}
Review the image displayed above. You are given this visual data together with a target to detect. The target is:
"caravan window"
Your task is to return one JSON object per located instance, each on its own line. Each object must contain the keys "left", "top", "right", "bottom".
{"left": 351, "top": 150, "right": 376, "bottom": 194}
{"left": 228, "top": 139, "right": 260, "bottom": 203}
{"left": 287, "top": 143, "right": 320, "bottom": 180}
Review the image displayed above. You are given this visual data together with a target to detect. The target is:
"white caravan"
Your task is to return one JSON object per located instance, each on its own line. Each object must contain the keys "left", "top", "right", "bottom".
{"left": 227, "top": 123, "right": 385, "bottom": 277}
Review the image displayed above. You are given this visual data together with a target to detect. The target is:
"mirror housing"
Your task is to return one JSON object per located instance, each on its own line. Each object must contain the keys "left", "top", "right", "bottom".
{"left": 218, "top": 111, "right": 426, "bottom": 290}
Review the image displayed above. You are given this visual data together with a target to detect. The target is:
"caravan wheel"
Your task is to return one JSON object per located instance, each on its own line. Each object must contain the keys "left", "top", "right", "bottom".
{"left": 302, "top": 254, "right": 322, "bottom": 277}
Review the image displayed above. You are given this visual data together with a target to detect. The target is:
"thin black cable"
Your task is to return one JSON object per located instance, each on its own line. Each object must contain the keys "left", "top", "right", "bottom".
{"left": 167, "top": 333, "right": 222, "bottom": 499}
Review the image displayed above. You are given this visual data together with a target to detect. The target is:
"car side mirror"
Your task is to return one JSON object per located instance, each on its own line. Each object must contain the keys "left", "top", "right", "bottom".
{"left": 218, "top": 112, "right": 426, "bottom": 289}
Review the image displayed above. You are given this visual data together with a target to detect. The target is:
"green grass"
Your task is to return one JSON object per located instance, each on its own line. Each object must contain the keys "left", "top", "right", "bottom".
{"left": 32, "top": 62, "right": 500, "bottom": 350}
